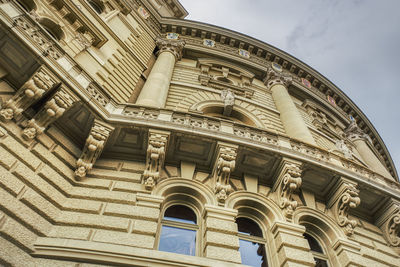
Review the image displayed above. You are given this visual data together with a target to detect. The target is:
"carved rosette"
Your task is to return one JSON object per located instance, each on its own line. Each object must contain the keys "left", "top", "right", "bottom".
{"left": 22, "top": 87, "right": 77, "bottom": 140}
{"left": 329, "top": 182, "right": 360, "bottom": 236}
{"left": 213, "top": 143, "right": 238, "bottom": 203}
{"left": 143, "top": 130, "right": 170, "bottom": 190}
{"left": 263, "top": 67, "right": 292, "bottom": 90}
{"left": 273, "top": 160, "right": 302, "bottom": 221}
{"left": 75, "top": 120, "right": 114, "bottom": 179}
{"left": 0, "top": 66, "right": 57, "bottom": 121}
{"left": 155, "top": 37, "right": 185, "bottom": 60}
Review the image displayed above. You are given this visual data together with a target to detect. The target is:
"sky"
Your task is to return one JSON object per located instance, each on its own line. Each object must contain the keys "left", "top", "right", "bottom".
{"left": 179, "top": 0, "right": 400, "bottom": 177}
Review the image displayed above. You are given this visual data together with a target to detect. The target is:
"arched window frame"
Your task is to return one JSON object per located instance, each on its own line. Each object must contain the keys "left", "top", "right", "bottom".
{"left": 87, "top": 0, "right": 105, "bottom": 14}
{"left": 156, "top": 202, "right": 200, "bottom": 256}
{"left": 236, "top": 214, "right": 269, "bottom": 267}
{"left": 303, "top": 232, "right": 330, "bottom": 267}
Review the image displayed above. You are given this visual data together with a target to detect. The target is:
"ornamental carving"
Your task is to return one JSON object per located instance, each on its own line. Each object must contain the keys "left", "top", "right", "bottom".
{"left": 75, "top": 120, "right": 114, "bottom": 179}
{"left": 328, "top": 181, "right": 360, "bottom": 236}
{"left": 335, "top": 140, "right": 353, "bottom": 160}
{"left": 220, "top": 89, "right": 235, "bottom": 116}
{"left": 387, "top": 211, "right": 400, "bottom": 246}
{"left": 345, "top": 120, "right": 371, "bottom": 143}
{"left": 273, "top": 160, "right": 302, "bottom": 221}
{"left": 143, "top": 130, "right": 170, "bottom": 190}
{"left": 0, "top": 67, "right": 57, "bottom": 122}
{"left": 22, "top": 87, "right": 77, "bottom": 140}
{"left": 213, "top": 143, "right": 238, "bottom": 203}
{"left": 156, "top": 37, "right": 185, "bottom": 60}
{"left": 376, "top": 200, "right": 400, "bottom": 247}
{"left": 263, "top": 67, "right": 293, "bottom": 89}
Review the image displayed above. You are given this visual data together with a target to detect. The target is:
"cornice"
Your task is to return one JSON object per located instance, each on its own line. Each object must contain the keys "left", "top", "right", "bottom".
{"left": 155, "top": 17, "right": 398, "bottom": 181}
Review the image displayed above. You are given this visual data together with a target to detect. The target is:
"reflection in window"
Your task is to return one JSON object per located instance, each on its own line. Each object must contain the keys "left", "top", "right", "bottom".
{"left": 304, "top": 233, "right": 329, "bottom": 267}
{"left": 237, "top": 217, "right": 268, "bottom": 267}
{"left": 158, "top": 205, "right": 197, "bottom": 256}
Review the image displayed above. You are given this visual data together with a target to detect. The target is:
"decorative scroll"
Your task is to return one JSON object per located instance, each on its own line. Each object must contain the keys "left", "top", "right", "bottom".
{"left": 263, "top": 65, "right": 292, "bottom": 89}
{"left": 143, "top": 130, "right": 170, "bottom": 190}
{"left": 328, "top": 180, "right": 360, "bottom": 236}
{"left": 220, "top": 89, "right": 235, "bottom": 116}
{"left": 156, "top": 37, "right": 185, "bottom": 60}
{"left": 0, "top": 67, "right": 57, "bottom": 121}
{"left": 387, "top": 211, "right": 400, "bottom": 246}
{"left": 75, "top": 120, "right": 114, "bottom": 179}
{"left": 376, "top": 200, "right": 400, "bottom": 247}
{"left": 273, "top": 159, "right": 302, "bottom": 221}
{"left": 21, "top": 87, "right": 77, "bottom": 140}
{"left": 213, "top": 143, "right": 238, "bottom": 203}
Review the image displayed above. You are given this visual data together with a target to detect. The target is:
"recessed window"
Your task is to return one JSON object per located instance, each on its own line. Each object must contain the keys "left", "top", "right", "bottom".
{"left": 304, "top": 233, "right": 329, "bottom": 267}
{"left": 39, "top": 18, "right": 64, "bottom": 41}
{"left": 158, "top": 205, "right": 198, "bottom": 256}
{"left": 88, "top": 0, "right": 104, "bottom": 14}
{"left": 236, "top": 217, "right": 268, "bottom": 267}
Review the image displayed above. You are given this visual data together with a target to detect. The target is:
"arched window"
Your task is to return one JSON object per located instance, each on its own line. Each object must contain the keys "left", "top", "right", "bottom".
{"left": 236, "top": 217, "right": 268, "bottom": 267}
{"left": 16, "top": 0, "right": 36, "bottom": 12}
{"left": 39, "top": 18, "right": 64, "bottom": 41}
{"left": 303, "top": 233, "right": 329, "bottom": 267}
{"left": 88, "top": 0, "right": 105, "bottom": 14}
{"left": 158, "top": 205, "right": 198, "bottom": 256}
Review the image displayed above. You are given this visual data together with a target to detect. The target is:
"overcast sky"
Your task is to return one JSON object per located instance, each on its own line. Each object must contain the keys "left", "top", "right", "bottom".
{"left": 179, "top": 0, "right": 400, "bottom": 176}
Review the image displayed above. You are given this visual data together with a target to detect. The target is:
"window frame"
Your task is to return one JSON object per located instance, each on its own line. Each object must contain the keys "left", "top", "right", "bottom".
{"left": 304, "top": 232, "right": 330, "bottom": 267}
{"left": 156, "top": 203, "right": 200, "bottom": 256}
{"left": 236, "top": 215, "right": 269, "bottom": 267}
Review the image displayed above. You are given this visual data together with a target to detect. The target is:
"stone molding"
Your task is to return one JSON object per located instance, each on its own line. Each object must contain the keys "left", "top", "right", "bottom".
{"left": 272, "top": 158, "right": 302, "bottom": 221}
{"left": 0, "top": 66, "right": 58, "bottom": 122}
{"left": 327, "top": 178, "right": 360, "bottom": 236}
{"left": 263, "top": 67, "right": 293, "bottom": 90}
{"left": 156, "top": 37, "right": 185, "bottom": 60}
{"left": 212, "top": 142, "right": 238, "bottom": 204}
{"left": 143, "top": 129, "right": 170, "bottom": 190}
{"left": 22, "top": 86, "right": 78, "bottom": 140}
{"left": 75, "top": 120, "right": 114, "bottom": 179}
{"left": 345, "top": 120, "right": 371, "bottom": 143}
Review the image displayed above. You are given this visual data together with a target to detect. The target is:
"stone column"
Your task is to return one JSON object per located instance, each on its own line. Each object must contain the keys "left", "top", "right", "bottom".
{"left": 264, "top": 68, "right": 316, "bottom": 145}
{"left": 136, "top": 37, "right": 185, "bottom": 108}
{"left": 270, "top": 221, "right": 315, "bottom": 267}
{"left": 345, "top": 121, "right": 392, "bottom": 178}
{"left": 203, "top": 204, "right": 241, "bottom": 264}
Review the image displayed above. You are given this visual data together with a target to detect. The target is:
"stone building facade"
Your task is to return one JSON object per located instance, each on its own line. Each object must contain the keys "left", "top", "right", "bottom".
{"left": 0, "top": 0, "right": 399, "bottom": 266}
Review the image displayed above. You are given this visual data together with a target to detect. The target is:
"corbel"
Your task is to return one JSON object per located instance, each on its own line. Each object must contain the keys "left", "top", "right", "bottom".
{"left": 0, "top": 66, "right": 58, "bottom": 122}
{"left": 75, "top": 120, "right": 114, "bottom": 179}
{"left": 327, "top": 177, "right": 360, "bottom": 236}
{"left": 142, "top": 129, "right": 170, "bottom": 190}
{"left": 272, "top": 158, "right": 302, "bottom": 221}
{"left": 220, "top": 89, "right": 235, "bottom": 116}
{"left": 375, "top": 198, "right": 400, "bottom": 247}
{"left": 22, "top": 85, "right": 78, "bottom": 140}
{"left": 212, "top": 142, "right": 238, "bottom": 204}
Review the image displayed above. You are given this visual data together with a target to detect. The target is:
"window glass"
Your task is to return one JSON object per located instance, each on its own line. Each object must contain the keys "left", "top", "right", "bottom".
{"left": 159, "top": 226, "right": 196, "bottom": 256}
{"left": 164, "top": 205, "right": 196, "bottom": 224}
{"left": 237, "top": 217, "right": 263, "bottom": 237}
{"left": 303, "top": 233, "right": 328, "bottom": 267}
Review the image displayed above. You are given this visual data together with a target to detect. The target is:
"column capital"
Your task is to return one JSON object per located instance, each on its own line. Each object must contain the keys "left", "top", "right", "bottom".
{"left": 344, "top": 120, "right": 371, "bottom": 143}
{"left": 263, "top": 67, "right": 292, "bottom": 89}
{"left": 156, "top": 37, "right": 185, "bottom": 60}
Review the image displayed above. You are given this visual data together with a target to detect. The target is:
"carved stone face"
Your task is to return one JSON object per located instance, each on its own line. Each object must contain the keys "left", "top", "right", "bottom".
{"left": 22, "top": 127, "right": 37, "bottom": 139}
{"left": 0, "top": 108, "right": 14, "bottom": 121}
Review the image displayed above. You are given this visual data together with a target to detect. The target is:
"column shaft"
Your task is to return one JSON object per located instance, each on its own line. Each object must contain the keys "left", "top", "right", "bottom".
{"left": 136, "top": 51, "right": 176, "bottom": 108}
{"left": 271, "top": 83, "right": 316, "bottom": 145}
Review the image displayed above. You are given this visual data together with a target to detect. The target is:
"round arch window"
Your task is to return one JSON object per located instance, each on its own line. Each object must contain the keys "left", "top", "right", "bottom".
{"left": 303, "top": 233, "right": 329, "bottom": 267}
{"left": 236, "top": 217, "right": 268, "bottom": 267}
{"left": 88, "top": 0, "right": 104, "bottom": 14}
{"left": 158, "top": 205, "right": 198, "bottom": 256}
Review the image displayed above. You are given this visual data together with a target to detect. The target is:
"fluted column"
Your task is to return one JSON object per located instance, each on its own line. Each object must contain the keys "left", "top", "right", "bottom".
{"left": 264, "top": 68, "right": 316, "bottom": 145}
{"left": 345, "top": 121, "right": 392, "bottom": 178}
{"left": 136, "top": 37, "right": 185, "bottom": 108}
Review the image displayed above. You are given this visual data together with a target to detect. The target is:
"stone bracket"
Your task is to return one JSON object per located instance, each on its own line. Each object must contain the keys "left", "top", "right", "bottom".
{"left": 75, "top": 119, "right": 114, "bottom": 179}
{"left": 22, "top": 86, "right": 78, "bottom": 140}
{"left": 0, "top": 66, "right": 58, "bottom": 122}
{"left": 272, "top": 158, "right": 302, "bottom": 221}
{"left": 212, "top": 142, "right": 238, "bottom": 204}
{"left": 327, "top": 177, "right": 360, "bottom": 236}
{"left": 375, "top": 198, "right": 400, "bottom": 247}
{"left": 220, "top": 89, "right": 235, "bottom": 116}
{"left": 143, "top": 129, "right": 170, "bottom": 190}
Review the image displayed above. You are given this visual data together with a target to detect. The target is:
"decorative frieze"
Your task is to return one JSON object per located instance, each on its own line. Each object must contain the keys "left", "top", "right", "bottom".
{"left": 75, "top": 120, "right": 114, "bottom": 179}
{"left": 0, "top": 66, "right": 58, "bottom": 122}
{"left": 212, "top": 142, "right": 238, "bottom": 203}
{"left": 156, "top": 37, "right": 185, "bottom": 60}
{"left": 376, "top": 199, "right": 400, "bottom": 247}
{"left": 143, "top": 130, "right": 170, "bottom": 190}
{"left": 272, "top": 158, "right": 302, "bottom": 221}
{"left": 327, "top": 178, "right": 360, "bottom": 236}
